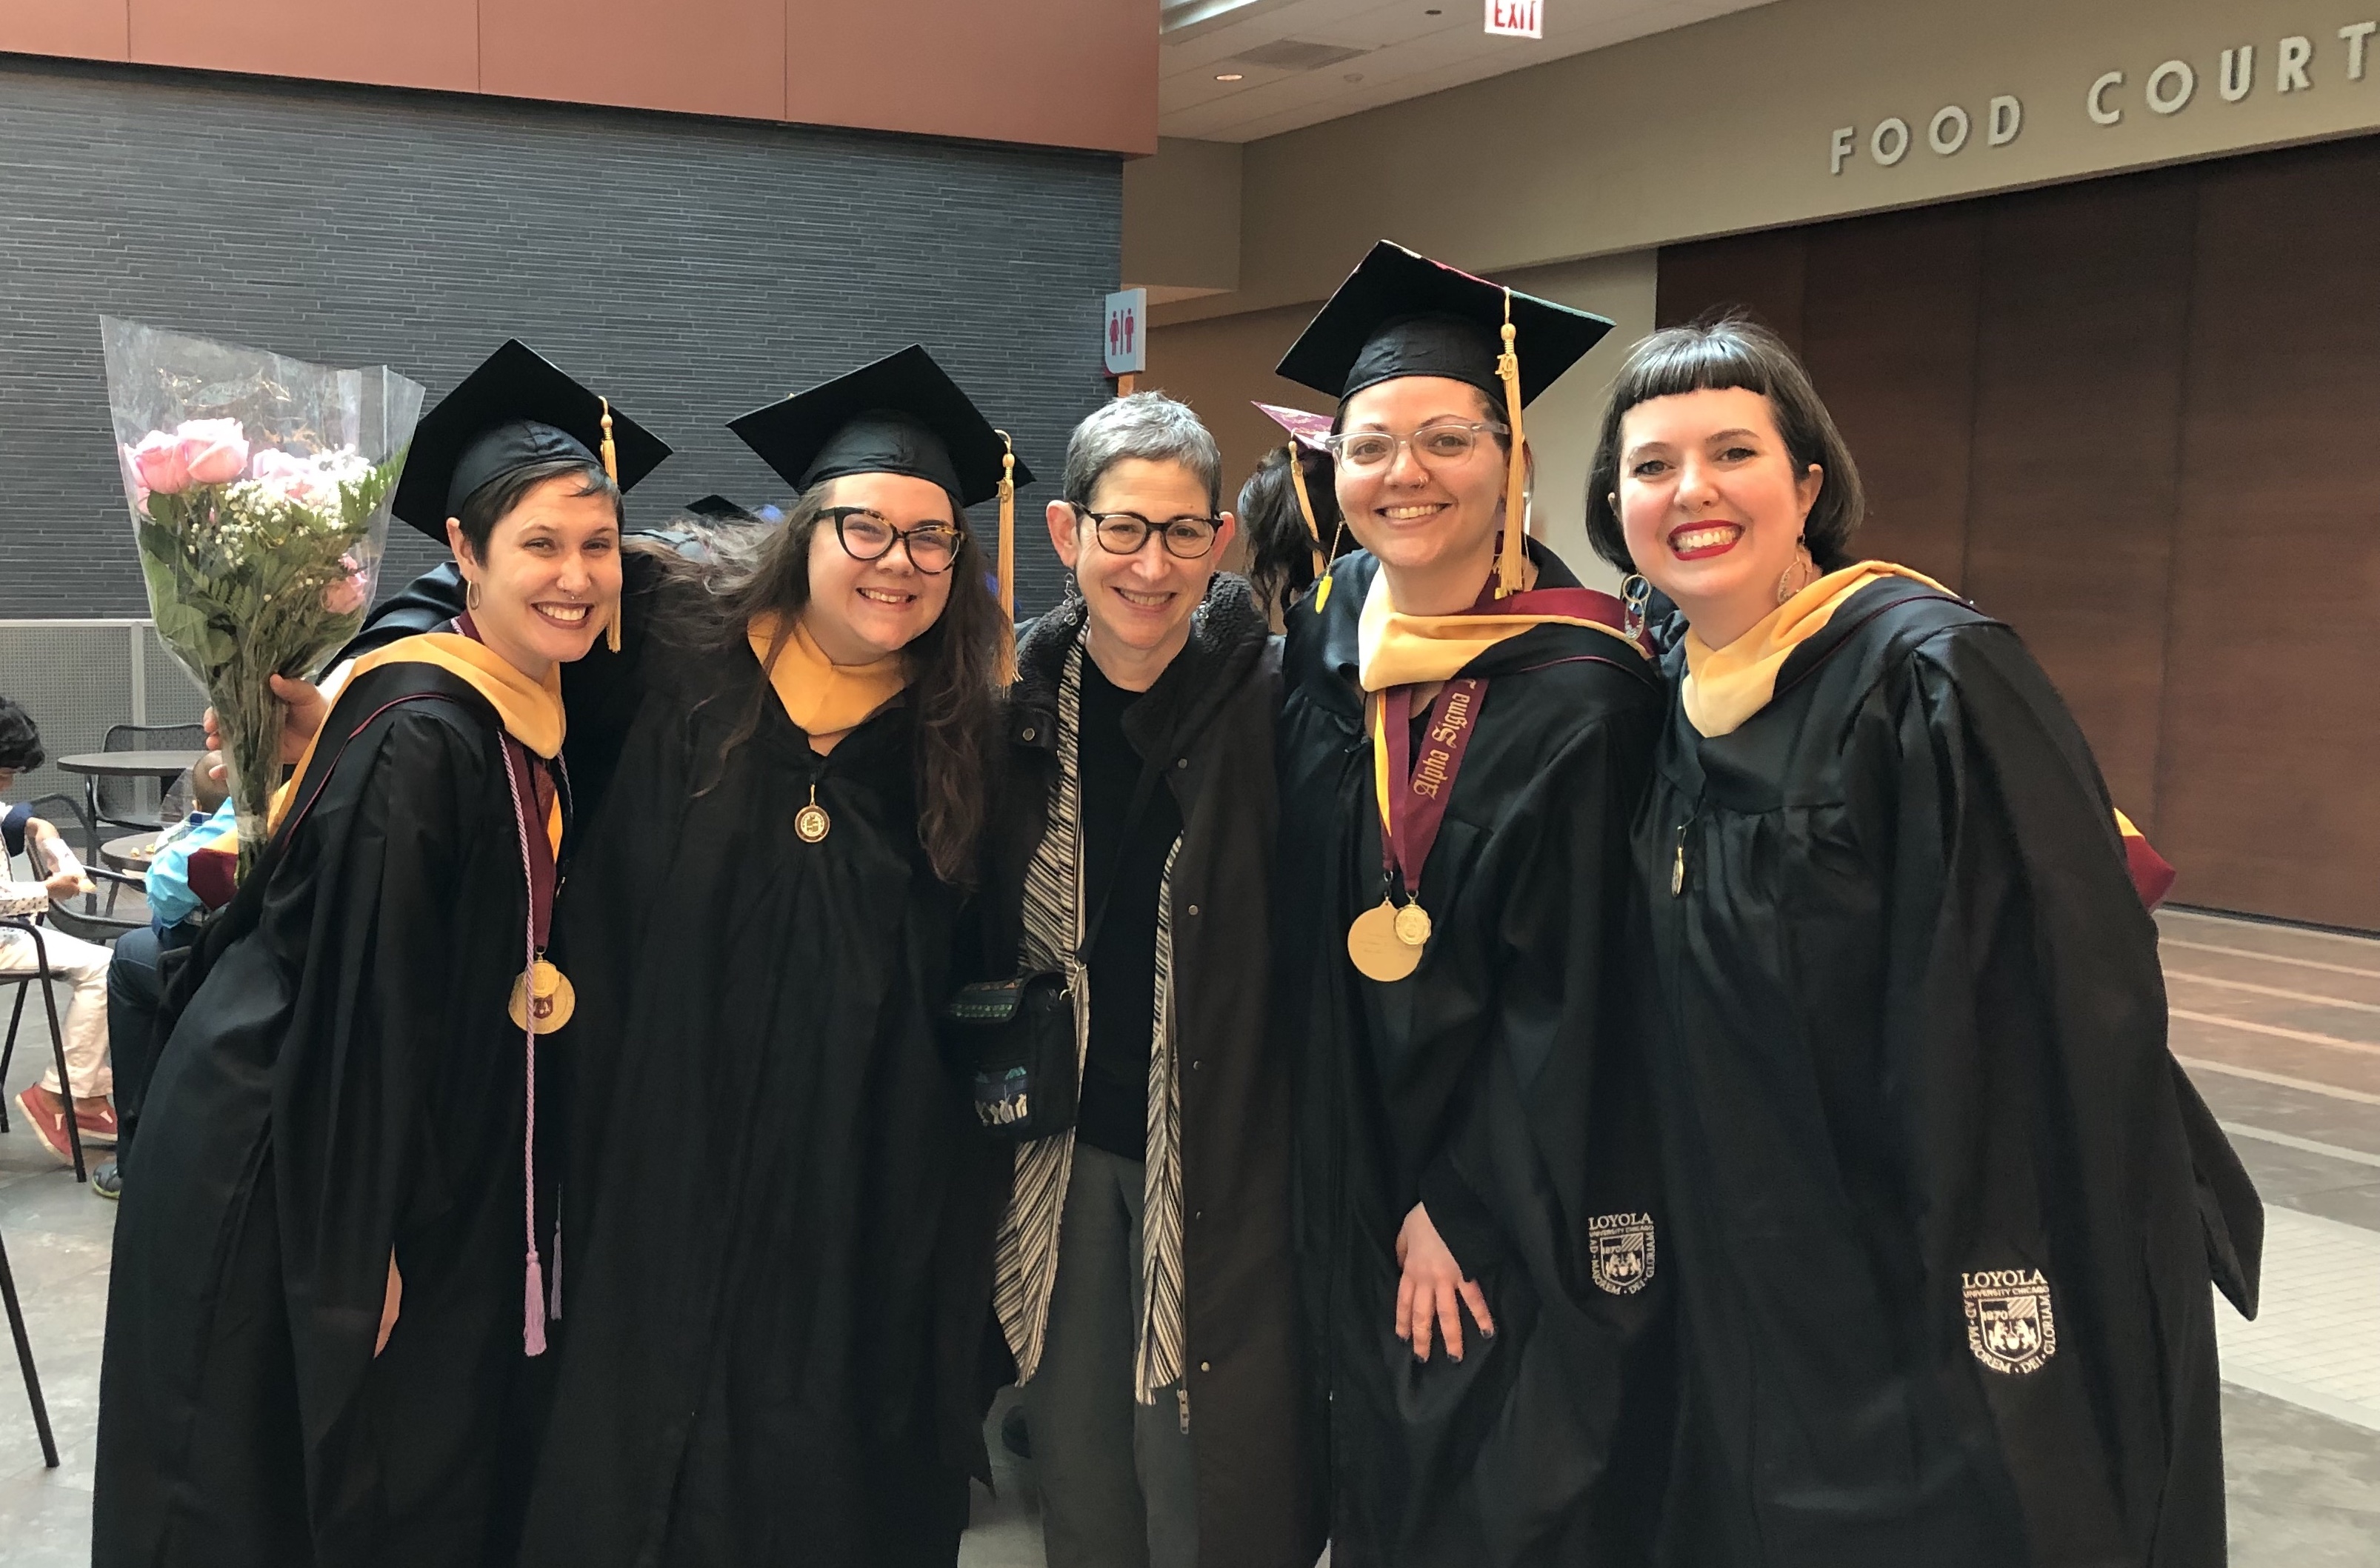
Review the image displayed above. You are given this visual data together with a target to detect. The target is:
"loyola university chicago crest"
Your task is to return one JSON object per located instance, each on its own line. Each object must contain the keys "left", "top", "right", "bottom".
{"left": 1587, "top": 1212, "right": 1656, "bottom": 1295}
{"left": 1962, "top": 1267, "right": 2059, "bottom": 1375}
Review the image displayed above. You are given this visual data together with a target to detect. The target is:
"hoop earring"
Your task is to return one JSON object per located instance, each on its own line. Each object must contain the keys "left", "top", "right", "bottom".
{"left": 1776, "top": 539, "right": 1816, "bottom": 604}
{"left": 1621, "top": 573, "right": 1651, "bottom": 643}
{"left": 465, "top": 577, "right": 483, "bottom": 612}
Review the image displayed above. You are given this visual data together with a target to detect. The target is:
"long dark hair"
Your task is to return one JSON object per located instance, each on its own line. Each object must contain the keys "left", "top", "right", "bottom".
{"left": 638, "top": 482, "right": 1005, "bottom": 886}
{"left": 1583, "top": 316, "right": 1865, "bottom": 574}
{"left": 1238, "top": 441, "right": 1347, "bottom": 619}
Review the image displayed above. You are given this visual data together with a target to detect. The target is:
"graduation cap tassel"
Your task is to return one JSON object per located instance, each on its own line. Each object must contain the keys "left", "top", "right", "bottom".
{"left": 1286, "top": 441, "right": 1343, "bottom": 610}
{"left": 996, "top": 429, "right": 1019, "bottom": 682}
{"left": 599, "top": 397, "right": 624, "bottom": 653}
{"left": 1495, "top": 290, "right": 1527, "bottom": 599}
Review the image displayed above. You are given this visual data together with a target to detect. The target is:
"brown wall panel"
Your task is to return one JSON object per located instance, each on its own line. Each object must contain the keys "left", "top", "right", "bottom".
{"left": 126, "top": 1, "right": 474, "bottom": 93}
{"left": 1961, "top": 174, "right": 2194, "bottom": 833}
{"left": 1656, "top": 228, "right": 1807, "bottom": 352}
{"left": 784, "top": 0, "right": 1156, "bottom": 155}
{"left": 2161, "top": 139, "right": 2380, "bottom": 929}
{"left": 481, "top": 0, "right": 783, "bottom": 121}
{"left": 0, "top": 1, "right": 127, "bottom": 59}
{"left": 1796, "top": 205, "right": 1982, "bottom": 587}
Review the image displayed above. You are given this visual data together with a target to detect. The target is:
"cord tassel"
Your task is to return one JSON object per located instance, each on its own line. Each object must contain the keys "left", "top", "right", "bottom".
{"left": 1495, "top": 290, "right": 1527, "bottom": 598}
{"left": 596, "top": 396, "right": 619, "bottom": 483}
{"left": 996, "top": 428, "right": 1019, "bottom": 682}
{"left": 524, "top": 1251, "right": 548, "bottom": 1357}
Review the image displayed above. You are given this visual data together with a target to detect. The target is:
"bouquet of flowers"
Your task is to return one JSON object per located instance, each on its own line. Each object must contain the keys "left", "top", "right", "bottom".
{"left": 100, "top": 318, "right": 424, "bottom": 881}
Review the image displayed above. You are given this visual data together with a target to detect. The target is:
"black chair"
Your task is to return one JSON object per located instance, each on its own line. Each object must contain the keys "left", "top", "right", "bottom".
{"left": 24, "top": 791, "right": 147, "bottom": 929}
{"left": 1, "top": 824, "right": 92, "bottom": 1183}
{"left": 0, "top": 1221, "right": 60, "bottom": 1468}
{"left": 97, "top": 721, "right": 207, "bottom": 832}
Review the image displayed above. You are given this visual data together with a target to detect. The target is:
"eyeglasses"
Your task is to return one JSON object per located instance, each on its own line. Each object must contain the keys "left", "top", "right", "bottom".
{"left": 1070, "top": 506, "right": 1222, "bottom": 560}
{"left": 1321, "top": 420, "right": 1509, "bottom": 473}
{"left": 824, "top": 507, "right": 964, "bottom": 574}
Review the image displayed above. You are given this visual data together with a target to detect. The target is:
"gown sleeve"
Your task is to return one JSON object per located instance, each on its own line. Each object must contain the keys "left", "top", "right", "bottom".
{"left": 1879, "top": 622, "right": 2257, "bottom": 1564}
{"left": 271, "top": 708, "right": 489, "bottom": 1471}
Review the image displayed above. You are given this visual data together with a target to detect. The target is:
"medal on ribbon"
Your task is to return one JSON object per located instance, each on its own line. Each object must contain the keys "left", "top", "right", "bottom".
{"left": 1346, "top": 678, "right": 1484, "bottom": 982}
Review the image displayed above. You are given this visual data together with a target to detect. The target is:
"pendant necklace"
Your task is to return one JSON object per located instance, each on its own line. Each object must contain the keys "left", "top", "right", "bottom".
{"left": 1347, "top": 678, "right": 1486, "bottom": 982}
{"left": 500, "top": 737, "right": 575, "bottom": 1035}
{"left": 794, "top": 781, "right": 832, "bottom": 844}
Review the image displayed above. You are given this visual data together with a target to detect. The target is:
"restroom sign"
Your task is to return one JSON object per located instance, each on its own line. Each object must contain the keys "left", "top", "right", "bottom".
{"left": 1487, "top": 0, "right": 1542, "bottom": 39}
{"left": 1104, "top": 288, "right": 1147, "bottom": 376}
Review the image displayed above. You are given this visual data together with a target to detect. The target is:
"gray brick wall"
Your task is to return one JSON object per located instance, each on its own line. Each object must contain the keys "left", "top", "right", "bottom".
{"left": 0, "top": 55, "right": 1120, "bottom": 618}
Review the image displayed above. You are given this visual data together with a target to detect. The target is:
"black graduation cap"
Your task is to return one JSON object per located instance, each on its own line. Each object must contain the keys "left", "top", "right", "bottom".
{"left": 726, "top": 344, "right": 1033, "bottom": 510}
{"left": 684, "top": 494, "right": 761, "bottom": 524}
{"left": 391, "top": 340, "right": 671, "bottom": 539}
{"left": 1276, "top": 240, "right": 1613, "bottom": 405}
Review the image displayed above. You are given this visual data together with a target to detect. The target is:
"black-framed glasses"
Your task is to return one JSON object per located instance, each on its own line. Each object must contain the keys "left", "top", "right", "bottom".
{"left": 1071, "top": 505, "right": 1222, "bottom": 560}
{"left": 1321, "top": 420, "right": 1509, "bottom": 472}
{"left": 824, "top": 507, "right": 964, "bottom": 574}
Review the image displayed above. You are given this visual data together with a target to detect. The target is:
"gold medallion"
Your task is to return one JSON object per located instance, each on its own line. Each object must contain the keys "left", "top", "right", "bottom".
{"left": 1392, "top": 901, "right": 1432, "bottom": 947}
{"left": 794, "top": 802, "right": 831, "bottom": 844}
{"left": 1347, "top": 899, "right": 1423, "bottom": 982}
{"left": 508, "top": 958, "right": 576, "bottom": 1034}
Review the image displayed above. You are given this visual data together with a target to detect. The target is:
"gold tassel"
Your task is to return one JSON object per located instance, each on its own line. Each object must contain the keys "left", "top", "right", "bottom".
{"left": 995, "top": 429, "right": 1018, "bottom": 682}
{"left": 1495, "top": 290, "right": 1527, "bottom": 599}
{"left": 599, "top": 396, "right": 623, "bottom": 650}
{"left": 1286, "top": 441, "right": 1342, "bottom": 611}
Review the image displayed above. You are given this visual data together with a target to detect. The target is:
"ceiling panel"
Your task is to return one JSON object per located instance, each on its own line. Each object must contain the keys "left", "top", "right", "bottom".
{"left": 1161, "top": 0, "right": 1778, "bottom": 141}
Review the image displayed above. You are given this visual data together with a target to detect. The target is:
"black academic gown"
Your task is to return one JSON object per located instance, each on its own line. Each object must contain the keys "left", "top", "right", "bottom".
{"left": 513, "top": 608, "right": 996, "bottom": 1568}
{"left": 94, "top": 660, "right": 556, "bottom": 1568}
{"left": 1636, "top": 581, "right": 2261, "bottom": 1567}
{"left": 1273, "top": 544, "right": 1673, "bottom": 1568}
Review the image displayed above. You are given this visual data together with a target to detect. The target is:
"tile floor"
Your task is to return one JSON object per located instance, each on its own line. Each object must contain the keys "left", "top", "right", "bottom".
{"left": 4, "top": 909, "right": 2376, "bottom": 1564}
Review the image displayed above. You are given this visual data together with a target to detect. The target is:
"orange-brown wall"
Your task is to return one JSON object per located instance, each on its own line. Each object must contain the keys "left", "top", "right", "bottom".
{"left": 0, "top": 0, "right": 1153, "bottom": 153}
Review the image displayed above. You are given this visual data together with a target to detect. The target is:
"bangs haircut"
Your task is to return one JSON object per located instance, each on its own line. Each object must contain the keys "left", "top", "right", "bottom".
{"left": 1583, "top": 316, "right": 1865, "bottom": 573}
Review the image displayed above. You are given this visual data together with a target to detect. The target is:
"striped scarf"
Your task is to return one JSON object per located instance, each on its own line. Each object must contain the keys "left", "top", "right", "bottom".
{"left": 993, "top": 635, "right": 1190, "bottom": 1417}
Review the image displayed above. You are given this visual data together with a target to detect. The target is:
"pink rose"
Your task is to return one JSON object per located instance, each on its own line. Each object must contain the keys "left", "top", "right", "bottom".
{"left": 173, "top": 418, "right": 250, "bottom": 486}
{"left": 129, "top": 431, "right": 193, "bottom": 496}
{"left": 323, "top": 556, "right": 369, "bottom": 616}
{"left": 250, "top": 448, "right": 339, "bottom": 510}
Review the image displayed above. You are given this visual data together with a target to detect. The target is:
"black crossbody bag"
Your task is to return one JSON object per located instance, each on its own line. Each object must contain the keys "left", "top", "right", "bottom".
{"left": 941, "top": 747, "right": 1170, "bottom": 1142}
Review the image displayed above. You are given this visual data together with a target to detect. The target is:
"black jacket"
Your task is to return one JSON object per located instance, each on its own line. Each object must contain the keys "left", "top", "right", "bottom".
{"left": 972, "top": 574, "right": 1325, "bottom": 1568}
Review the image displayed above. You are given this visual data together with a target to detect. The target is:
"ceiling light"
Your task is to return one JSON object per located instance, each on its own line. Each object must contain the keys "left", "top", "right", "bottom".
{"left": 1215, "top": 72, "right": 1244, "bottom": 81}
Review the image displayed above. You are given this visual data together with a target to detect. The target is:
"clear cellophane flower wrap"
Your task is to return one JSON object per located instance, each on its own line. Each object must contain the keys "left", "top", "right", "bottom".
{"left": 99, "top": 317, "right": 424, "bottom": 882}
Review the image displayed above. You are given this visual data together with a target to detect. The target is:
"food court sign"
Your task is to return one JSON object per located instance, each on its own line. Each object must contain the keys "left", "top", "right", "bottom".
{"left": 1828, "top": 18, "right": 2380, "bottom": 174}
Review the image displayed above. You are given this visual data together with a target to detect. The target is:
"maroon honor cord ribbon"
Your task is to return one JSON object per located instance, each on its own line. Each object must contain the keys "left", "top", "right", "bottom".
{"left": 1379, "top": 677, "right": 1487, "bottom": 898}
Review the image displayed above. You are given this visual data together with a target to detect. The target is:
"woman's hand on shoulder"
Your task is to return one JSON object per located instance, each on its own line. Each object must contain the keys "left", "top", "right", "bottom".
{"left": 1395, "top": 1201, "right": 1494, "bottom": 1362}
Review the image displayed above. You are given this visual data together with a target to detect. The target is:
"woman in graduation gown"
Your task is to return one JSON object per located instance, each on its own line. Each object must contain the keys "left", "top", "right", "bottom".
{"left": 1581, "top": 318, "right": 2261, "bottom": 1567}
{"left": 93, "top": 344, "right": 670, "bottom": 1567}
{"left": 512, "top": 347, "right": 1015, "bottom": 1568}
{"left": 1269, "top": 242, "right": 1675, "bottom": 1567}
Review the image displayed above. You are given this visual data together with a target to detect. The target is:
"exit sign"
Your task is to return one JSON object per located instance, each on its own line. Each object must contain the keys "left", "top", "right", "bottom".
{"left": 1486, "top": 0, "right": 1541, "bottom": 39}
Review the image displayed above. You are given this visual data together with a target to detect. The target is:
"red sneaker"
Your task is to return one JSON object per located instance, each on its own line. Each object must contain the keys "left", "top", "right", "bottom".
{"left": 12, "top": 1085, "right": 115, "bottom": 1164}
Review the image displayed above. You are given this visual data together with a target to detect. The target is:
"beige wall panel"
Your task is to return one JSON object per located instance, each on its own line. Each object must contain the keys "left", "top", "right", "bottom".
{"left": 124, "top": 1, "right": 475, "bottom": 93}
{"left": 483, "top": 0, "right": 784, "bottom": 121}
{"left": 0, "top": 1, "right": 128, "bottom": 61}
{"left": 1124, "top": 139, "right": 1241, "bottom": 300}
{"left": 1168, "top": 0, "right": 2380, "bottom": 327}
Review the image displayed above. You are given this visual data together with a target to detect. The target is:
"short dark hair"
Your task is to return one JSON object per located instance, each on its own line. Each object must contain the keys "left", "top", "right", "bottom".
{"left": 1583, "top": 316, "right": 1865, "bottom": 574}
{"left": 0, "top": 698, "right": 44, "bottom": 773}
{"left": 454, "top": 457, "right": 622, "bottom": 557}
{"left": 1237, "top": 441, "right": 1346, "bottom": 619}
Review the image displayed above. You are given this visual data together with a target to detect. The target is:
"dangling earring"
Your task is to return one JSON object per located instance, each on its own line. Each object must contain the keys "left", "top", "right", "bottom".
{"left": 1776, "top": 539, "right": 1813, "bottom": 605}
{"left": 1621, "top": 573, "right": 1652, "bottom": 643}
{"left": 465, "top": 576, "right": 483, "bottom": 612}
{"left": 1775, "top": 561, "right": 1796, "bottom": 605}
{"left": 604, "top": 594, "right": 623, "bottom": 654}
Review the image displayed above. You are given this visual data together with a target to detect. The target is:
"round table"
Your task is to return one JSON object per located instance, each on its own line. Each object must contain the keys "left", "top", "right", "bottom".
{"left": 101, "top": 831, "right": 161, "bottom": 874}
{"left": 53, "top": 751, "right": 208, "bottom": 855}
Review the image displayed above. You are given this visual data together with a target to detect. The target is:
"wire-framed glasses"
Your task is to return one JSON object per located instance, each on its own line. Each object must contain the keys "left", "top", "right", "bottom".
{"left": 824, "top": 507, "right": 963, "bottom": 574}
{"left": 1321, "top": 420, "right": 1509, "bottom": 472}
{"left": 1071, "top": 506, "right": 1223, "bottom": 559}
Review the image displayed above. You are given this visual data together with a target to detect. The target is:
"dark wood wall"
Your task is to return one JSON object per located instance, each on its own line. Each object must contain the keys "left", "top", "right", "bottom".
{"left": 1659, "top": 135, "right": 2380, "bottom": 931}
